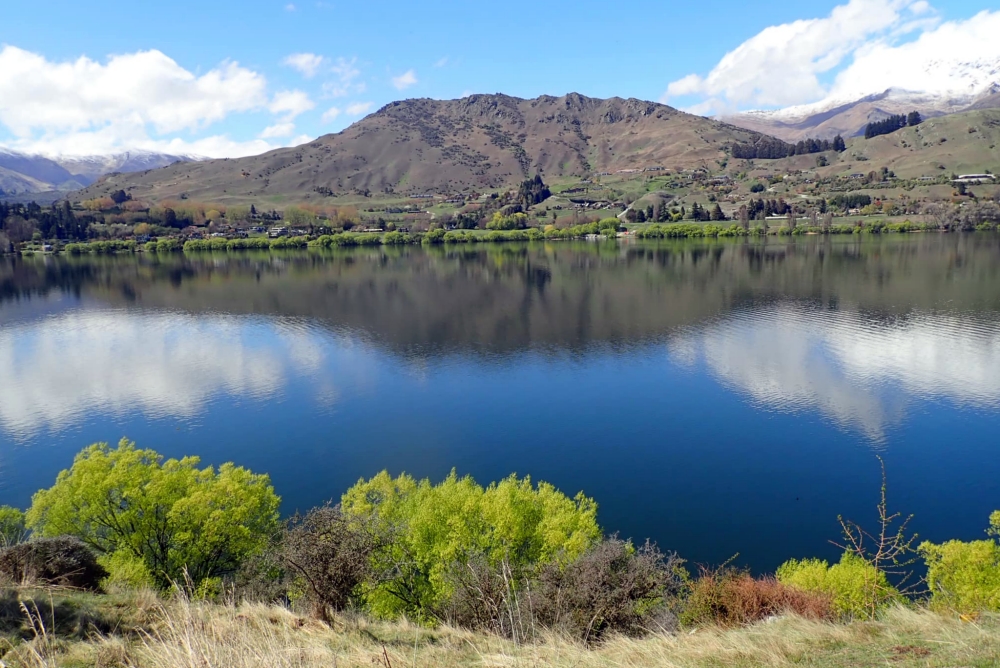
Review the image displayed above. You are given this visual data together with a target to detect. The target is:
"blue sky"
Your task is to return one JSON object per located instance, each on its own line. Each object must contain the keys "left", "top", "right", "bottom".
{"left": 0, "top": 0, "right": 996, "bottom": 157}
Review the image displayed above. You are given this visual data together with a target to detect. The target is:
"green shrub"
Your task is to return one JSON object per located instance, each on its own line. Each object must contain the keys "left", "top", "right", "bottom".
{"left": 26, "top": 438, "right": 280, "bottom": 590}
{"left": 919, "top": 540, "right": 1000, "bottom": 613}
{"left": 144, "top": 241, "right": 158, "bottom": 252}
{"left": 919, "top": 512, "right": 1000, "bottom": 613}
{"left": 156, "top": 238, "right": 182, "bottom": 253}
{"left": 776, "top": 552, "right": 900, "bottom": 619}
{"left": 341, "top": 470, "right": 601, "bottom": 621}
{"left": 422, "top": 228, "right": 446, "bottom": 244}
{"left": 99, "top": 550, "right": 156, "bottom": 591}
{"left": 0, "top": 507, "right": 26, "bottom": 547}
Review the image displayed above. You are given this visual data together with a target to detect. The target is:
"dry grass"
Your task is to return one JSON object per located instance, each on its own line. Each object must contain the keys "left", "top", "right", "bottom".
{"left": 1, "top": 591, "right": 998, "bottom": 668}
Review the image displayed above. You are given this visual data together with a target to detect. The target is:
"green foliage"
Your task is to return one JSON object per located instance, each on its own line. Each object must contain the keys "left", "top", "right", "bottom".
{"left": 155, "top": 238, "right": 182, "bottom": 253}
{"left": 776, "top": 552, "right": 901, "bottom": 619}
{"left": 26, "top": 438, "right": 280, "bottom": 589}
{"left": 777, "top": 552, "right": 902, "bottom": 618}
{"left": 283, "top": 206, "right": 318, "bottom": 228}
{"left": 919, "top": 512, "right": 1000, "bottom": 613}
{"left": 486, "top": 212, "right": 529, "bottom": 231}
{"left": 61, "top": 240, "right": 137, "bottom": 255}
{"left": 919, "top": 539, "right": 1000, "bottom": 613}
{"left": 0, "top": 506, "right": 27, "bottom": 547}
{"left": 340, "top": 470, "right": 601, "bottom": 620}
{"left": 422, "top": 228, "right": 447, "bottom": 244}
{"left": 99, "top": 550, "right": 156, "bottom": 591}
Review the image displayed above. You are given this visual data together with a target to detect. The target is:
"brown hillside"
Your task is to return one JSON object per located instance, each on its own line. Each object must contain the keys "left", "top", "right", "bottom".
{"left": 74, "top": 93, "right": 767, "bottom": 205}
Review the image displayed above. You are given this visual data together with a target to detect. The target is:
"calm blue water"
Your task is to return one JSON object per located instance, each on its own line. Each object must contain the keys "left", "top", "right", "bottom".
{"left": 2, "top": 236, "right": 999, "bottom": 572}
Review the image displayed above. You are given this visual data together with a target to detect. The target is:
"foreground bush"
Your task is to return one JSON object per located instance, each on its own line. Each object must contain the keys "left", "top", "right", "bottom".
{"left": 681, "top": 568, "right": 833, "bottom": 628}
{"left": 0, "top": 506, "right": 26, "bottom": 547}
{"left": 27, "top": 439, "right": 280, "bottom": 590}
{"left": 777, "top": 552, "right": 900, "bottom": 619}
{"left": 530, "top": 537, "right": 684, "bottom": 642}
{"left": 280, "top": 506, "right": 391, "bottom": 621}
{"left": 919, "top": 512, "right": 1000, "bottom": 613}
{"left": 0, "top": 537, "right": 107, "bottom": 590}
{"left": 341, "top": 470, "right": 601, "bottom": 620}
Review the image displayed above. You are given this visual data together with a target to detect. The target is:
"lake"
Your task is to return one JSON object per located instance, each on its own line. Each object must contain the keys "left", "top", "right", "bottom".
{"left": 2, "top": 235, "right": 999, "bottom": 573}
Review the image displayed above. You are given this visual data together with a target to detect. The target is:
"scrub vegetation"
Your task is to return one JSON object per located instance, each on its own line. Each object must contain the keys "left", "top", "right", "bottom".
{"left": 1, "top": 440, "right": 999, "bottom": 667}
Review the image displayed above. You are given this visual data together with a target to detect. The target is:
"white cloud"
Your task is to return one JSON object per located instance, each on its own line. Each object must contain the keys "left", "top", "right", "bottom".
{"left": 391, "top": 69, "right": 418, "bottom": 90}
{"left": 346, "top": 102, "right": 373, "bottom": 116}
{"left": 283, "top": 52, "right": 326, "bottom": 78}
{"left": 826, "top": 9, "right": 1000, "bottom": 102}
{"left": 662, "top": 0, "right": 945, "bottom": 114}
{"left": 434, "top": 57, "right": 449, "bottom": 68}
{"left": 0, "top": 45, "right": 268, "bottom": 138}
{"left": 285, "top": 3, "right": 296, "bottom": 10}
{"left": 268, "top": 89, "right": 315, "bottom": 120}
{"left": 322, "top": 57, "right": 364, "bottom": 98}
{"left": 259, "top": 122, "right": 296, "bottom": 138}
{"left": 0, "top": 45, "right": 324, "bottom": 158}
{"left": 321, "top": 106, "right": 341, "bottom": 123}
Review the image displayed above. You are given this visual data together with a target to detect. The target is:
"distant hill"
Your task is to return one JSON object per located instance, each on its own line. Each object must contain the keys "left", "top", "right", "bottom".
{"left": 0, "top": 149, "right": 199, "bottom": 200}
{"left": 73, "top": 93, "right": 770, "bottom": 204}
{"left": 724, "top": 85, "right": 1000, "bottom": 143}
{"left": 759, "top": 108, "right": 1000, "bottom": 180}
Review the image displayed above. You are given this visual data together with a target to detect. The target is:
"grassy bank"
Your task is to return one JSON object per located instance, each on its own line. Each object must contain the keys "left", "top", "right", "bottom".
{"left": 1, "top": 587, "right": 997, "bottom": 668}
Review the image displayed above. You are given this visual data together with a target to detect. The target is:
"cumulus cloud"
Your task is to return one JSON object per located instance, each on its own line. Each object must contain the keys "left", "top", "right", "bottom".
{"left": 259, "top": 122, "right": 297, "bottom": 139}
{"left": 661, "top": 0, "right": 990, "bottom": 114}
{"left": 391, "top": 69, "right": 418, "bottom": 90}
{"left": 346, "top": 102, "right": 373, "bottom": 116}
{"left": 268, "top": 89, "right": 315, "bottom": 120}
{"left": 826, "top": 9, "right": 1000, "bottom": 101}
{"left": 0, "top": 46, "right": 268, "bottom": 138}
{"left": 321, "top": 106, "right": 341, "bottom": 123}
{"left": 283, "top": 52, "right": 326, "bottom": 78}
{"left": 0, "top": 45, "right": 314, "bottom": 157}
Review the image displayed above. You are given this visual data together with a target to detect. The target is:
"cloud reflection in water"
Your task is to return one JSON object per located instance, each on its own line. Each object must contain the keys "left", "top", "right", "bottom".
{"left": 668, "top": 304, "right": 1000, "bottom": 442}
{"left": 0, "top": 310, "right": 371, "bottom": 440}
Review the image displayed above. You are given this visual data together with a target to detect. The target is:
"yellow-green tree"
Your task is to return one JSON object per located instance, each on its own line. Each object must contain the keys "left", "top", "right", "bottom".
{"left": 27, "top": 439, "right": 280, "bottom": 589}
{"left": 341, "top": 470, "right": 600, "bottom": 620}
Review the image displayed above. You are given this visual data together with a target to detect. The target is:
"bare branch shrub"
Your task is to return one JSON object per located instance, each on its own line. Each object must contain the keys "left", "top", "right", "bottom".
{"left": 280, "top": 505, "right": 391, "bottom": 622}
{"left": 441, "top": 553, "right": 534, "bottom": 642}
{"left": 0, "top": 537, "right": 107, "bottom": 591}
{"left": 530, "top": 537, "right": 685, "bottom": 644}
{"left": 831, "top": 456, "right": 922, "bottom": 618}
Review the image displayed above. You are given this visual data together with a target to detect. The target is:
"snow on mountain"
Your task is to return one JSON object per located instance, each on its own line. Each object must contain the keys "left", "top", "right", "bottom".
{"left": 54, "top": 151, "right": 203, "bottom": 182}
{"left": 0, "top": 148, "right": 203, "bottom": 198}
{"left": 727, "top": 57, "right": 1000, "bottom": 136}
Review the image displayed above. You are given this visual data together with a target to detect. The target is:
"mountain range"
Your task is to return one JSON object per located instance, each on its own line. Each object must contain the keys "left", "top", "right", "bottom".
{"left": 73, "top": 94, "right": 770, "bottom": 203}
{"left": 0, "top": 149, "right": 198, "bottom": 201}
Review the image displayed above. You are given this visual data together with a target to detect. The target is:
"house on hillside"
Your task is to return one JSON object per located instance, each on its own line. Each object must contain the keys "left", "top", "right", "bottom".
{"left": 954, "top": 174, "right": 996, "bottom": 184}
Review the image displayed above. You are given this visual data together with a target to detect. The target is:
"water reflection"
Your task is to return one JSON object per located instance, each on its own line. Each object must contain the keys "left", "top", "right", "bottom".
{"left": 2, "top": 236, "right": 1000, "bottom": 443}
{"left": 0, "top": 309, "right": 374, "bottom": 440}
{"left": 670, "top": 304, "right": 1000, "bottom": 441}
